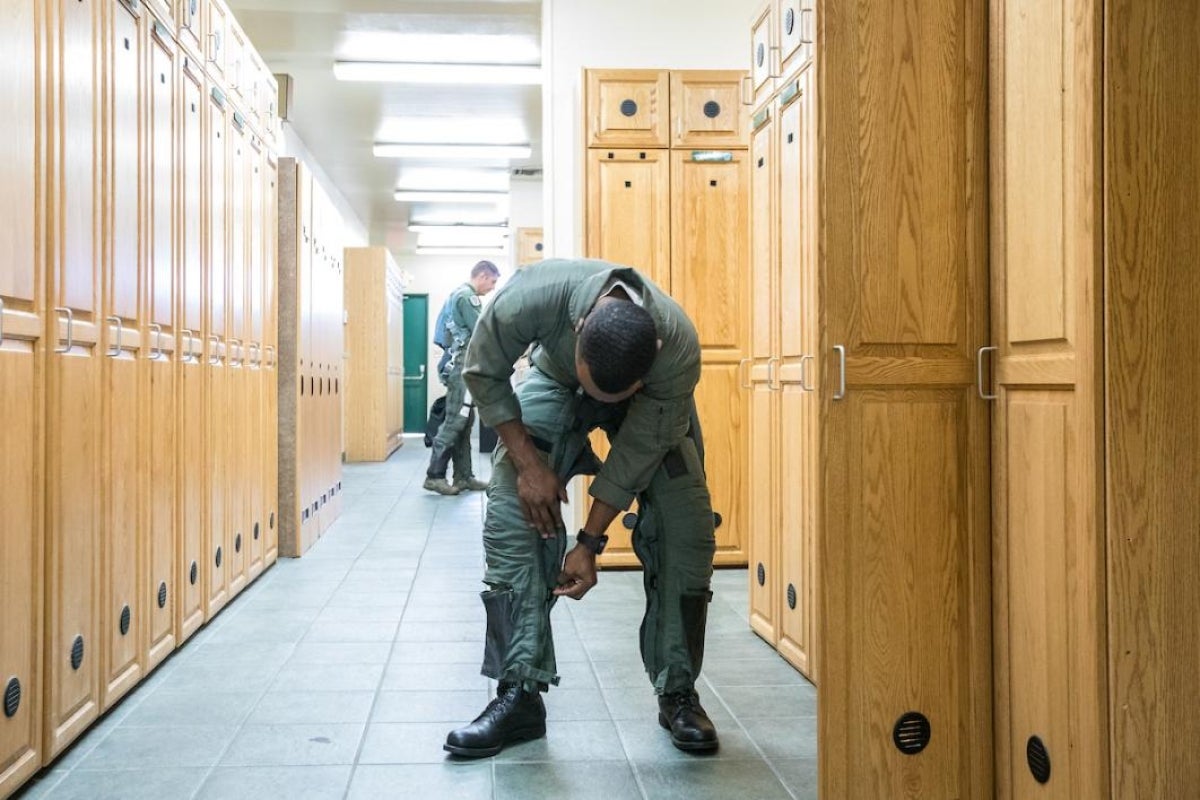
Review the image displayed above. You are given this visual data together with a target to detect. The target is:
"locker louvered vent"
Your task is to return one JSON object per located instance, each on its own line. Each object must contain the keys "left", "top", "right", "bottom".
{"left": 784, "top": 7, "right": 796, "bottom": 35}
{"left": 70, "top": 636, "right": 85, "bottom": 671}
{"left": 535, "top": 243, "right": 543, "bottom": 252}
{"left": 158, "top": 581, "right": 168, "bottom": 609}
{"left": 713, "top": 512, "right": 723, "bottom": 529}
{"left": 1027, "top": 736, "right": 1051, "bottom": 784}
{"left": 622, "top": 512, "right": 638, "bottom": 530}
{"left": 893, "top": 712, "right": 931, "bottom": 755}
{"left": 4, "top": 677, "right": 21, "bottom": 718}
{"left": 254, "top": 522, "right": 260, "bottom": 541}
{"left": 757, "top": 43, "right": 766, "bottom": 67}
{"left": 619, "top": 99, "right": 638, "bottom": 117}
{"left": 190, "top": 561, "right": 198, "bottom": 585}
{"left": 757, "top": 563, "right": 766, "bottom": 586}
{"left": 787, "top": 583, "right": 797, "bottom": 610}
{"left": 215, "top": 546, "right": 223, "bottom": 568}
{"left": 270, "top": 512, "right": 275, "bottom": 530}
{"left": 235, "top": 533, "right": 242, "bottom": 553}
{"left": 703, "top": 101, "right": 721, "bottom": 119}
{"left": 119, "top": 605, "right": 131, "bottom": 636}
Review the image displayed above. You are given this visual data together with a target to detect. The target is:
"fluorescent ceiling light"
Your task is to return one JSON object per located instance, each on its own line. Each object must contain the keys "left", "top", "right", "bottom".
{"left": 415, "top": 246, "right": 507, "bottom": 257}
{"left": 337, "top": 33, "right": 540, "bottom": 66}
{"left": 375, "top": 144, "right": 531, "bottom": 160}
{"left": 394, "top": 190, "right": 509, "bottom": 204}
{"left": 396, "top": 168, "right": 511, "bottom": 193}
{"left": 335, "top": 62, "right": 542, "bottom": 85}
{"left": 410, "top": 208, "right": 509, "bottom": 226}
{"left": 379, "top": 119, "right": 528, "bottom": 147}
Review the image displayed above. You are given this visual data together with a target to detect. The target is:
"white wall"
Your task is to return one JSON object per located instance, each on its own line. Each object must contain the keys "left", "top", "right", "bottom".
{"left": 542, "top": 0, "right": 750, "bottom": 258}
{"left": 282, "top": 123, "right": 370, "bottom": 247}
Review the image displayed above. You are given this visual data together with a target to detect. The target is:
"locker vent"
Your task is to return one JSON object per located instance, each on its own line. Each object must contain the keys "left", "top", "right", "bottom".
{"left": 535, "top": 243, "right": 544, "bottom": 252}
{"left": 119, "top": 605, "right": 131, "bottom": 636}
{"left": 787, "top": 583, "right": 797, "bottom": 610}
{"left": 70, "top": 636, "right": 85, "bottom": 671}
{"left": 158, "top": 582, "right": 168, "bottom": 609}
{"left": 270, "top": 512, "right": 275, "bottom": 530}
{"left": 4, "top": 677, "right": 20, "bottom": 718}
{"left": 756, "top": 563, "right": 766, "bottom": 586}
{"left": 619, "top": 99, "right": 638, "bottom": 117}
{"left": 622, "top": 512, "right": 638, "bottom": 530}
{"left": 215, "top": 546, "right": 223, "bottom": 568}
{"left": 892, "top": 712, "right": 931, "bottom": 755}
{"left": 703, "top": 101, "right": 721, "bottom": 119}
{"left": 235, "top": 533, "right": 242, "bottom": 553}
{"left": 785, "top": 7, "right": 796, "bottom": 35}
{"left": 1027, "top": 736, "right": 1051, "bottom": 784}
{"left": 713, "top": 512, "right": 723, "bottom": 529}
{"left": 190, "top": 561, "right": 198, "bottom": 585}
{"left": 254, "top": 522, "right": 260, "bottom": 541}
{"left": 757, "top": 43, "right": 766, "bottom": 67}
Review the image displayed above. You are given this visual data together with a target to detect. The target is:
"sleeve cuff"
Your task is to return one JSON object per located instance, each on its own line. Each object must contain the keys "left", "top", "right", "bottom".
{"left": 475, "top": 394, "right": 522, "bottom": 429}
{"left": 588, "top": 473, "right": 635, "bottom": 512}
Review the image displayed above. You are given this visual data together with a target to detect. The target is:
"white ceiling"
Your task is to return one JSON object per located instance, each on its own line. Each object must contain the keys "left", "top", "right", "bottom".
{"left": 226, "top": 0, "right": 542, "bottom": 249}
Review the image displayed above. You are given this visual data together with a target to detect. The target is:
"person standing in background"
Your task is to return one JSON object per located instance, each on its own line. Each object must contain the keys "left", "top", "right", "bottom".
{"left": 423, "top": 260, "right": 501, "bottom": 496}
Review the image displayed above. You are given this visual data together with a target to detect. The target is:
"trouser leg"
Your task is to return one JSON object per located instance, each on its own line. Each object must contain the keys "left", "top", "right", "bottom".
{"left": 631, "top": 429, "right": 716, "bottom": 694}
{"left": 451, "top": 406, "right": 477, "bottom": 482}
{"left": 428, "top": 369, "right": 472, "bottom": 479}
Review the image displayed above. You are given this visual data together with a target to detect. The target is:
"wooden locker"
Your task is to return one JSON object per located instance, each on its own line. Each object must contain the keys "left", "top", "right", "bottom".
{"left": 226, "top": 113, "right": 249, "bottom": 597}
{"left": 746, "top": 106, "right": 778, "bottom": 644}
{"left": 174, "top": 0, "right": 202, "bottom": 62}
{"left": 44, "top": 0, "right": 103, "bottom": 759}
{"left": 585, "top": 149, "right": 671, "bottom": 291}
{"left": 750, "top": 1, "right": 775, "bottom": 108}
{"left": 585, "top": 69, "right": 670, "bottom": 148}
{"left": 778, "top": 0, "right": 814, "bottom": 81}
{"left": 263, "top": 154, "right": 279, "bottom": 566}
{"left": 142, "top": 0, "right": 174, "bottom": 28}
{"left": 146, "top": 18, "right": 177, "bottom": 669}
{"left": 203, "top": 0, "right": 226, "bottom": 81}
{"left": 669, "top": 71, "right": 747, "bottom": 149}
{"left": 247, "top": 136, "right": 266, "bottom": 581}
{"left": 669, "top": 149, "right": 749, "bottom": 566}
{"left": 0, "top": 0, "right": 45, "bottom": 790}
{"left": 819, "top": 0, "right": 991, "bottom": 796}
{"left": 344, "top": 247, "right": 405, "bottom": 462}
{"left": 514, "top": 227, "right": 544, "bottom": 268}
{"left": 101, "top": 0, "right": 146, "bottom": 711}
{"left": 177, "top": 55, "right": 206, "bottom": 643}
{"left": 204, "top": 82, "right": 229, "bottom": 619}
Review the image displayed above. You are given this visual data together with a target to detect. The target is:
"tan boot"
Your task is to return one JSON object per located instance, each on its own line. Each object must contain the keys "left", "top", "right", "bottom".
{"left": 453, "top": 477, "right": 490, "bottom": 492}
{"left": 423, "top": 477, "right": 461, "bottom": 496}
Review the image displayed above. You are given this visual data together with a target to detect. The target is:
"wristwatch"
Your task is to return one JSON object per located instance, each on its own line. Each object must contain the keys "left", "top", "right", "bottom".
{"left": 576, "top": 530, "right": 609, "bottom": 555}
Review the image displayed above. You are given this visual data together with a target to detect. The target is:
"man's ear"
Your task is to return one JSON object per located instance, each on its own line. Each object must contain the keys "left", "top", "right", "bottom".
{"left": 656, "top": 339, "right": 663, "bottom": 352}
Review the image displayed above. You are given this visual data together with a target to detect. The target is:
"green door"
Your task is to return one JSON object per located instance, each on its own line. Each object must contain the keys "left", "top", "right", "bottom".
{"left": 402, "top": 294, "right": 429, "bottom": 433}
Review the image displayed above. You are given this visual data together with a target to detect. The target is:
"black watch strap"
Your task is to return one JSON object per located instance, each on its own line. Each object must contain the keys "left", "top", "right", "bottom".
{"left": 577, "top": 530, "right": 609, "bottom": 555}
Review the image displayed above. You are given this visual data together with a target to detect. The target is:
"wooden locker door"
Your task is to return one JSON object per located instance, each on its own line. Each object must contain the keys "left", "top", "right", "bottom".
{"left": 205, "top": 84, "right": 229, "bottom": 619}
{"left": 670, "top": 149, "right": 749, "bottom": 566}
{"left": 820, "top": 1, "right": 991, "bottom": 797}
{"left": 775, "top": 73, "right": 816, "bottom": 679}
{"left": 226, "top": 116, "right": 248, "bottom": 596}
{"left": 777, "top": 0, "right": 804, "bottom": 80}
{"left": 247, "top": 138, "right": 265, "bottom": 580}
{"left": 746, "top": 108, "right": 777, "bottom": 640}
{"left": 515, "top": 227, "right": 543, "bottom": 267}
{"left": 143, "top": 0, "right": 174, "bottom": 28}
{"left": 584, "top": 69, "right": 669, "bottom": 148}
{"left": 669, "top": 70, "right": 747, "bottom": 150}
{"left": 750, "top": 1, "right": 775, "bottom": 108}
{"left": 204, "top": 0, "right": 226, "bottom": 81}
{"left": 0, "top": 0, "right": 44, "bottom": 790}
{"left": 264, "top": 155, "right": 279, "bottom": 566}
{"left": 175, "top": 0, "right": 202, "bottom": 61}
{"left": 991, "top": 2, "right": 1106, "bottom": 798}
{"left": 585, "top": 149, "right": 670, "bottom": 291}
{"left": 102, "top": 0, "right": 146, "bottom": 711}
{"left": 45, "top": 0, "right": 103, "bottom": 759}
{"left": 146, "top": 20, "right": 177, "bottom": 669}
{"left": 177, "top": 59, "right": 205, "bottom": 642}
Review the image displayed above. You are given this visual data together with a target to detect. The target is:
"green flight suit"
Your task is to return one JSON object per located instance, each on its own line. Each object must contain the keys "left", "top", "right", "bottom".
{"left": 428, "top": 282, "right": 483, "bottom": 481}
{"left": 463, "top": 259, "right": 716, "bottom": 695}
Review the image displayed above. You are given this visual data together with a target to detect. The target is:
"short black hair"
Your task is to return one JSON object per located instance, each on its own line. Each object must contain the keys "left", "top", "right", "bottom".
{"left": 471, "top": 260, "right": 500, "bottom": 279}
{"left": 578, "top": 301, "right": 658, "bottom": 394}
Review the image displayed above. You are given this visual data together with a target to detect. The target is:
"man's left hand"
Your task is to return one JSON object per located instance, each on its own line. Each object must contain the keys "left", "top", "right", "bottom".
{"left": 554, "top": 545, "right": 599, "bottom": 600}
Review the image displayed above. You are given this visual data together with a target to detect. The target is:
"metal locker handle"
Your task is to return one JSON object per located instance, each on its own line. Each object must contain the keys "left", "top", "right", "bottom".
{"left": 54, "top": 307, "right": 74, "bottom": 353}
{"left": 265, "top": 345, "right": 275, "bottom": 368}
{"left": 149, "top": 323, "right": 164, "bottom": 360}
{"left": 741, "top": 75, "right": 753, "bottom": 106}
{"left": 977, "top": 346, "right": 998, "bottom": 400}
{"left": 738, "top": 357, "right": 751, "bottom": 390}
{"left": 800, "top": 8, "right": 815, "bottom": 44}
{"left": 832, "top": 345, "right": 846, "bottom": 400}
{"left": 770, "top": 45, "right": 782, "bottom": 78}
{"left": 229, "top": 338, "right": 243, "bottom": 366}
{"left": 106, "top": 316, "right": 122, "bottom": 357}
{"left": 208, "top": 334, "right": 221, "bottom": 365}
{"left": 180, "top": 329, "right": 195, "bottom": 362}
{"left": 800, "top": 354, "right": 815, "bottom": 392}
{"left": 768, "top": 356, "right": 782, "bottom": 391}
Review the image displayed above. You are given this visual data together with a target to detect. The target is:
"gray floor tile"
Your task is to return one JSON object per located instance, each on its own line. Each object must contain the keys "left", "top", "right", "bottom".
{"left": 314, "top": 605, "right": 406, "bottom": 624}
{"left": 494, "top": 720, "right": 624, "bottom": 763}
{"left": 304, "top": 621, "right": 399, "bottom": 643}
{"left": 347, "top": 763, "right": 492, "bottom": 800}
{"left": 618, "top": 717, "right": 760, "bottom": 761}
{"left": 74, "top": 726, "right": 237, "bottom": 770}
{"left": 370, "top": 689, "right": 490, "bottom": 724}
{"left": 702, "top": 656, "right": 813, "bottom": 687}
{"left": 636, "top": 759, "right": 792, "bottom": 800}
{"left": 773, "top": 758, "right": 819, "bottom": 800}
{"left": 381, "top": 661, "right": 491, "bottom": 692}
{"left": 120, "top": 690, "right": 259, "bottom": 727}
{"left": 187, "top": 641, "right": 297, "bottom": 668}
{"left": 220, "top": 723, "right": 365, "bottom": 766}
{"left": 495, "top": 761, "right": 642, "bottom": 800}
{"left": 271, "top": 663, "right": 385, "bottom": 693}
{"left": 739, "top": 716, "right": 818, "bottom": 759}
{"left": 390, "top": 641, "right": 483, "bottom": 664}
{"left": 289, "top": 642, "right": 394, "bottom": 665}
{"left": 324, "top": 591, "right": 410, "bottom": 609}
{"left": 11, "top": 770, "right": 68, "bottom": 799}
{"left": 543, "top": 688, "right": 611, "bottom": 721}
{"left": 248, "top": 691, "right": 376, "bottom": 725}
{"left": 714, "top": 685, "right": 817, "bottom": 718}
{"left": 156, "top": 661, "right": 280, "bottom": 695}
{"left": 394, "top": 621, "right": 483, "bottom": 642}
{"left": 41, "top": 768, "right": 208, "bottom": 800}
{"left": 198, "top": 764, "right": 352, "bottom": 798}
{"left": 357, "top": 722, "right": 458, "bottom": 764}
{"left": 400, "top": 603, "right": 485, "bottom": 623}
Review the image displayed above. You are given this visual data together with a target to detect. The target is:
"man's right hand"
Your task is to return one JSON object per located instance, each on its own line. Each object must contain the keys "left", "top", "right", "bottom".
{"left": 516, "top": 459, "right": 569, "bottom": 538}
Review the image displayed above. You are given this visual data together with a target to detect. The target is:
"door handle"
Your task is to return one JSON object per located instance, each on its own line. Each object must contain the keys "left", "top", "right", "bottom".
{"left": 977, "top": 346, "right": 998, "bottom": 400}
{"left": 738, "top": 357, "right": 751, "bottom": 390}
{"left": 208, "top": 334, "right": 221, "bottom": 365}
{"left": 54, "top": 307, "right": 74, "bottom": 353}
{"left": 149, "top": 323, "right": 164, "bottom": 360}
{"left": 265, "top": 345, "right": 275, "bottom": 368}
{"left": 180, "top": 329, "right": 196, "bottom": 363}
{"left": 800, "top": 354, "right": 815, "bottom": 392}
{"left": 832, "top": 345, "right": 846, "bottom": 400}
{"left": 767, "top": 356, "right": 782, "bottom": 391}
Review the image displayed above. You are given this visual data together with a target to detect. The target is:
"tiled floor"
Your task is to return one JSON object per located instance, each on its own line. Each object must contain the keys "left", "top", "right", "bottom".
{"left": 17, "top": 438, "right": 817, "bottom": 799}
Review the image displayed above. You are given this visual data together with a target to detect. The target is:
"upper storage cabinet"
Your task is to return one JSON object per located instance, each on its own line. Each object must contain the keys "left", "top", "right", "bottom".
{"left": 751, "top": 0, "right": 815, "bottom": 110}
{"left": 750, "top": 1, "right": 775, "bottom": 107}
{"left": 670, "top": 71, "right": 747, "bottom": 148}
{"left": 585, "top": 69, "right": 670, "bottom": 148}
{"left": 204, "top": 0, "right": 227, "bottom": 79}
{"left": 176, "top": 0, "right": 203, "bottom": 61}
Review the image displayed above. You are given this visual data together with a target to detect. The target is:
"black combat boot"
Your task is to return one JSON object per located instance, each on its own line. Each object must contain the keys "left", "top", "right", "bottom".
{"left": 444, "top": 683, "right": 547, "bottom": 758}
{"left": 658, "top": 689, "right": 719, "bottom": 752}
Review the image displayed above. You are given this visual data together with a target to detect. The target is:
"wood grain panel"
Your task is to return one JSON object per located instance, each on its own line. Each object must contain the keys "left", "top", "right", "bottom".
{"left": 670, "top": 150, "right": 748, "bottom": 356}
{"left": 746, "top": 382, "right": 776, "bottom": 642}
{"left": 750, "top": 1, "right": 774, "bottom": 107}
{"left": 694, "top": 363, "right": 746, "bottom": 564}
{"left": 110, "top": 2, "right": 141, "bottom": 323}
{"left": 180, "top": 67, "right": 203, "bottom": 332}
{"left": 777, "top": 382, "right": 814, "bottom": 679}
{"left": 149, "top": 29, "right": 176, "bottom": 328}
{"left": 749, "top": 111, "right": 775, "bottom": 361}
{"left": 585, "top": 69, "right": 669, "bottom": 148}
{"left": 585, "top": 149, "right": 671, "bottom": 292}
{"left": 177, "top": 357, "right": 205, "bottom": 641}
{"left": 147, "top": 352, "right": 176, "bottom": 667}
{"left": 669, "top": 71, "right": 747, "bottom": 149}
{"left": 0, "top": 0, "right": 39, "bottom": 308}
{"left": 1106, "top": 1, "right": 1200, "bottom": 796}
{"left": 515, "top": 227, "right": 543, "bottom": 268}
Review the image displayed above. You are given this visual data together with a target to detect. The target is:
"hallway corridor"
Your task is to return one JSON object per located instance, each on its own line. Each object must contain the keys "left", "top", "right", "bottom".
{"left": 16, "top": 440, "right": 816, "bottom": 800}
